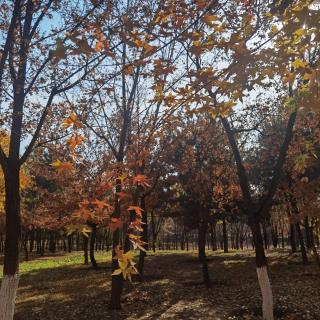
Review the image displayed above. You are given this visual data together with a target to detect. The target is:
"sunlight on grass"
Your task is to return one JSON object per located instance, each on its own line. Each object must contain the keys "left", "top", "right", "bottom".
{"left": 0, "top": 252, "right": 112, "bottom": 278}
{"left": 223, "top": 259, "right": 247, "bottom": 265}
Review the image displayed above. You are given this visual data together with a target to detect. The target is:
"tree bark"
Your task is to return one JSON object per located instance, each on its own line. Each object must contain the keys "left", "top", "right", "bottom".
{"left": 49, "top": 231, "right": 56, "bottom": 253}
{"left": 151, "top": 211, "right": 156, "bottom": 252}
{"left": 89, "top": 223, "right": 98, "bottom": 269}
{"left": 304, "top": 217, "right": 312, "bottom": 250}
{"left": 210, "top": 222, "right": 217, "bottom": 251}
{"left": 295, "top": 222, "right": 308, "bottom": 265}
{"left": 289, "top": 223, "right": 297, "bottom": 253}
{"left": 110, "top": 174, "right": 123, "bottom": 310}
{"left": 249, "top": 216, "right": 274, "bottom": 320}
{"left": 67, "top": 234, "right": 72, "bottom": 253}
{"left": 22, "top": 231, "right": 29, "bottom": 262}
{"left": 83, "top": 234, "right": 89, "bottom": 265}
{"left": 222, "top": 218, "right": 228, "bottom": 253}
{"left": 138, "top": 196, "right": 148, "bottom": 278}
{"left": 0, "top": 164, "right": 21, "bottom": 319}
{"left": 198, "top": 220, "right": 211, "bottom": 288}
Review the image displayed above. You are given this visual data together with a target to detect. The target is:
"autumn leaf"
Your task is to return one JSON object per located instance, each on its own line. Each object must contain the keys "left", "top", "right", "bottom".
{"left": 292, "top": 59, "right": 308, "bottom": 69}
{"left": 189, "top": 41, "right": 205, "bottom": 56}
{"left": 116, "top": 192, "right": 132, "bottom": 201}
{"left": 63, "top": 113, "right": 83, "bottom": 129}
{"left": 283, "top": 72, "right": 295, "bottom": 85}
{"left": 95, "top": 182, "right": 113, "bottom": 196}
{"left": 127, "top": 205, "right": 143, "bottom": 217}
{"left": 202, "top": 14, "right": 219, "bottom": 25}
{"left": 50, "top": 160, "right": 73, "bottom": 171}
{"left": 92, "top": 198, "right": 111, "bottom": 210}
{"left": 111, "top": 246, "right": 138, "bottom": 281}
{"left": 51, "top": 39, "right": 67, "bottom": 61}
{"left": 81, "top": 226, "right": 91, "bottom": 237}
{"left": 133, "top": 174, "right": 151, "bottom": 187}
{"left": 112, "top": 268, "right": 123, "bottom": 276}
{"left": 129, "top": 218, "right": 144, "bottom": 232}
{"left": 196, "top": 0, "right": 206, "bottom": 9}
{"left": 95, "top": 27, "right": 105, "bottom": 52}
{"left": 128, "top": 234, "right": 147, "bottom": 252}
{"left": 144, "top": 44, "right": 158, "bottom": 56}
{"left": 109, "top": 218, "right": 123, "bottom": 232}
{"left": 123, "top": 64, "right": 134, "bottom": 75}
{"left": 67, "top": 134, "right": 85, "bottom": 149}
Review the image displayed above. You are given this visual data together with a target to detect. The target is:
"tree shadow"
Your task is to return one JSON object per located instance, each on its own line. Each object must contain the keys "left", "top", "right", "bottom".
{"left": 13, "top": 250, "right": 320, "bottom": 320}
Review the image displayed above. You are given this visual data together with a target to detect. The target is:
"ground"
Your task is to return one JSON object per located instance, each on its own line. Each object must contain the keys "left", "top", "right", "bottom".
{"left": 1, "top": 249, "right": 319, "bottom": 320}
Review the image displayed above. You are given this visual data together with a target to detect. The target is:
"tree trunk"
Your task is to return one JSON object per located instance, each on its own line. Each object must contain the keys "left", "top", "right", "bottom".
{"left": 262, "top": 223, "right": 268, "bottom": 250}
{"left": 304, "top": 217, "right": 312, "bottom": 250}
{"left": 29, "top": 228, "right": 34, "bottom": 253}
{"left": 110, "top": 174, "right": 123, "bottom": 310}
{"left": 49, "top": 231, "right": 56, "bottom": 253}
{"left": 83, "top": 234, "right": 89, "bottom": 265}
{"left": 307, "top": 220, "right": 320, "bottom": 269}
{"left": 295, "top": 222, "right": 308, "bottom": 265}
{"left": 67, "top": 234, "right": 72, "bottom": 253}
{"left": 0, "top": 166, "right": 21, "bottom": 319}
{"left": 198, "top": 220, "right": 211, "bottom": 288}
{"left": 249, "top": 216, "right": 274, "bottom": 320}
{"left": 138, "top": 196, "right": 148, "bottom": 278}
{"left": 210, "top": 222, "right": 217, "bottom": 251}
{"left": 222, "top": 218, "right": 228, "bottom": 253}
{"left": 150, "top": 211, "right": 156, "bottom": 252}
{"left": 289, "top": 223, "right": 297, "bottom": 253}
{"left": 89, "top": 223, "right": 98, "bottom": 269}
{"left": 271, "top": 225, "right": 278, "bottom": 249}
{"left": 22, "top": 231, "right": 29, "bottom": 262}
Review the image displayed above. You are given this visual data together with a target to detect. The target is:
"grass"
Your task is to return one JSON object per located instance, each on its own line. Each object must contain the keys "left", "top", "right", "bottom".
{"left": 0, "top": 249, "right": 319, "bottom": 319}
{"left": 0, "top": 251, "right": 112, "bottom": 278}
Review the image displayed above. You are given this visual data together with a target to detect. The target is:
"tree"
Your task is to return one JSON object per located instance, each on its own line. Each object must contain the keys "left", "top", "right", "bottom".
{"left": 0, "top": 1, "right": 108, "bottom": 317}
{"left": 171, "top": 1, "right": 320, "bottom": 319}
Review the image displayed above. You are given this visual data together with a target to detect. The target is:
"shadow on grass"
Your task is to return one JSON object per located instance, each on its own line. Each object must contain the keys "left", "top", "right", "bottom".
{"left": 12, "top": 249, "right": 320, "bottom": 320}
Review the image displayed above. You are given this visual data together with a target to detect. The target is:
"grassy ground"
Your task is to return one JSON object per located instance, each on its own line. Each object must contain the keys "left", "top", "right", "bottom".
{"left": 1, "top": 249, "right": 319, "bottom": 319}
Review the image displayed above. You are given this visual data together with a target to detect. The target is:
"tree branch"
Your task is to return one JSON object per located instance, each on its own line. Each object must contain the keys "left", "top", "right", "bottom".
{"left": 259, "top": 110, "right": 297, "bottom": 215}
{"left": 19, "top": 90, "right": 56, "bottom": 165}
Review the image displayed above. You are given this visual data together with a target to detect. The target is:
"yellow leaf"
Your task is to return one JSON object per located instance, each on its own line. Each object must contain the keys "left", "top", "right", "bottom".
{"left": 112, "top": 268, "right": 123, "bottom": 276}
{"left": 81, "top": 227, "right": 91, "bottom": 237}
{"left": 293, "top": 28, "right": 306, "bottom": 38}
{"left": 286, "top": 47, "right": 295, "bottom": 55}
{"left": 50, "top": 160, "right": 73, "bottom": 171}
{"left": 292, "top": 59, "right": 308, "bottom": 69}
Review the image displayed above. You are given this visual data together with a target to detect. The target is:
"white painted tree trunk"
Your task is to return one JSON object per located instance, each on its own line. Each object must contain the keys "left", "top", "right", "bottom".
{"left": 257, "top": 266, "right": 274, "bottom": 320}
{"left": 0, "top": 274, "right": 19, "bottom": 320}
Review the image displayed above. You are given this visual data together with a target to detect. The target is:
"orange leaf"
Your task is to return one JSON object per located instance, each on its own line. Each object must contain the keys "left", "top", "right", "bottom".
{"left": 109, "top": 218, "right": 123, "bottom": 232}
{"left": 50, "top": 160, "right": 73, "bottom": 171}
{"left": 92, "top": 198, "right": 112, "bottom": 211}
{"left": 133, "top": 174, "right": 151, "bottom": 187}
{"left": 127, "top": 206, "right": 143, "bottom": 217}
{"left": 63, "top": 113, "right": 83, "bottom": 129}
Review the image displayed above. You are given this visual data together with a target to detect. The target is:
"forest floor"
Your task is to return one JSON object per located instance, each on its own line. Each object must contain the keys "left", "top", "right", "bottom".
{"left": 2, "top": 249, "right": 319, "bottom": 320}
